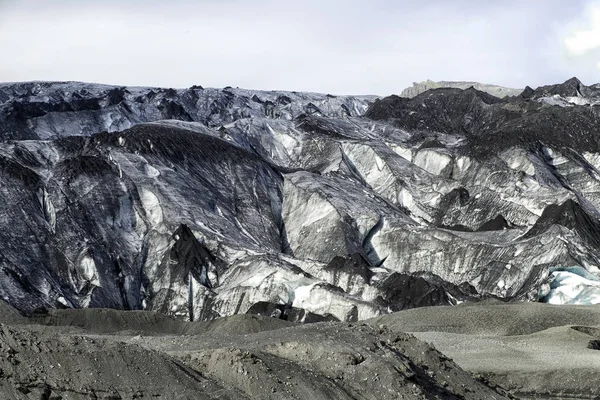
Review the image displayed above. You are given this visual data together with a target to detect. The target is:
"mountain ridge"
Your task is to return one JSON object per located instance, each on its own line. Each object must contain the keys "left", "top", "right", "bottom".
{"left": 400, "top": 79, "right": 523, "bottom": 98}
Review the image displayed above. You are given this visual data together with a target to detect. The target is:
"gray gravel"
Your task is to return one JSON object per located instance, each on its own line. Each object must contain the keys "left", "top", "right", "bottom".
{"left": 0, "top": 301, "right": 510, "bottom": 399}
{"left": 372, "top": 302, "right": 600, "bottom": 399}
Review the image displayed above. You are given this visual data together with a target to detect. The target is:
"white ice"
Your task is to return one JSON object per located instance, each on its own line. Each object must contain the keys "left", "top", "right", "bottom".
{"left": 541, "top": 266, "right": 600, "bottom": 305}
{"left": 139, "top": 188, "right": 163, "bottom": 226}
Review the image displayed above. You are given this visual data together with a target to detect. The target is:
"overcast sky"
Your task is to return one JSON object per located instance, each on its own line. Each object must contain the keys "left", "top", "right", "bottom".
{"left": 1, "top": 0, "right": 599, "bottom": 95}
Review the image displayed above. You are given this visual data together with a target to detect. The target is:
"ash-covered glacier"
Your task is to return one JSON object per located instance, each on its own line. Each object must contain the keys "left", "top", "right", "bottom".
{"left": 1, "top": 78, "right": 600, "bottom": 321}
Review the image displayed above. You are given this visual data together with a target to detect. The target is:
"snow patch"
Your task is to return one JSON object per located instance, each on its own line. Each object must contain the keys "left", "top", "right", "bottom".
{"left": 542, "top": 147, "right": 569, "bottom": 166}
{"left": 139, "top": 188, "right": 163, "bottom": 226}
{"left": 386, "top": 143, "right": 412, "bottom": 162}
{"left": 78, "top": 255, "right": 99, "bottom": 285}
{"left": 414, "top": 149, "right": 452, "bottom": 176}
{"left": 500, "top": 149, "right": 536, "bottom": 176}
{"left": 143, "top": 163, "right": 160, "bottom": 177}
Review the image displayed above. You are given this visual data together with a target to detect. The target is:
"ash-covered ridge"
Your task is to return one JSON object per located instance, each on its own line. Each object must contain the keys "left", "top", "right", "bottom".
{"left": 0, "top": 78, "right": 600, "bottom": 322}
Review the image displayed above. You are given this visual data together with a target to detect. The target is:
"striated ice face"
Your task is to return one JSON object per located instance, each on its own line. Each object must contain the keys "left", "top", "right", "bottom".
{"left": 4, "top": 79, "right": 600, "bottom": 320}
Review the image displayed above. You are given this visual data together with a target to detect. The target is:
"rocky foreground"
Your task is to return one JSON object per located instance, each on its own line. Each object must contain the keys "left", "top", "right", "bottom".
{"left": 2, "top": 300, "right": 600, "bottom": 399}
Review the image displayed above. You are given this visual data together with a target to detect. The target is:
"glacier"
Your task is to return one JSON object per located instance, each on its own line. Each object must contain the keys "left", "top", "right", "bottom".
{"left": 0, "top": 77, "right": 600, "bottom": 320}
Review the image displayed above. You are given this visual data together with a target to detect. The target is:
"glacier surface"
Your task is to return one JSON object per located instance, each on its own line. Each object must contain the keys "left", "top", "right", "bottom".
{"left": 0, "top": 78, "right": 599, "bottom": 320}
{"left": 541, "top": 266, "right": 600, "bottom": 305}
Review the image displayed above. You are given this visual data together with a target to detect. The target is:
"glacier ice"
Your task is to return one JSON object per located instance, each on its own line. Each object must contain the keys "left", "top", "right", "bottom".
{"left": 1, "top": 78, "right": 600, "bottom": 320}
{"left": 541, "top": 266, "right": 600, "bottom": 305}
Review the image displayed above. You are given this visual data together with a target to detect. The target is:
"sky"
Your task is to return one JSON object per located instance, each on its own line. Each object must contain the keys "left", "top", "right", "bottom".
{"left": 0, "top": 0, "right": 599, "bottom": 95}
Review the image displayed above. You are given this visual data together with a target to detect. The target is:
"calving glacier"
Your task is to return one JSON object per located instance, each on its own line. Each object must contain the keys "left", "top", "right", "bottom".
{"left": 1, "top": 78, "right": 600, "bottom": 321}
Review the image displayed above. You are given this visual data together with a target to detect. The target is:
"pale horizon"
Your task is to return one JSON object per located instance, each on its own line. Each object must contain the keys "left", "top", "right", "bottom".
{"left": 2, "top": 0, "right": 600, "bottom": 95}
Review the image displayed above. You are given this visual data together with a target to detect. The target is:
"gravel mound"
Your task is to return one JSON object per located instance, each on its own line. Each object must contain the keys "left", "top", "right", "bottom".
{"left": 0, "top": 308, "right": 510, "bottom": 399}
{"left": 373, "top": 302, "right": 600, "bottom": 398}
{"left": 370, "top": 302, "right": 600, "bottom": 335}
{"left": 33, "top": 308, "right": 294, "bottom": 335}
{"left": 0, "top": 324, "right": 235, "bottom": 399}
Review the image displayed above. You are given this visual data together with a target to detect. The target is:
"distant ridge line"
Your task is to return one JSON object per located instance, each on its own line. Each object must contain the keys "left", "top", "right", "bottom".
{"left": 400, "top": 79, "right": 523, "bottom": 98}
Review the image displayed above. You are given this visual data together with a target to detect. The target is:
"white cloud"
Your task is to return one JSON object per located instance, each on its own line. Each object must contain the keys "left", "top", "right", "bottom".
{"left": 564, "top": 3, "right": 600, "bottom": 56}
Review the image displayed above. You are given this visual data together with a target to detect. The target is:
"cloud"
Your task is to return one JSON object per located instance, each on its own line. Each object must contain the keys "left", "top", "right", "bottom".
{"left": 564, "top": 3, "right": 600, "bottom": 56}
